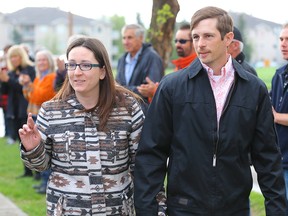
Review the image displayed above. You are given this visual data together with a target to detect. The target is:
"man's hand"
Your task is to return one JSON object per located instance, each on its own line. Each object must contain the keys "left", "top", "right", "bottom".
{"left": 137, "top": 77, "right": 159, "bottom": 98}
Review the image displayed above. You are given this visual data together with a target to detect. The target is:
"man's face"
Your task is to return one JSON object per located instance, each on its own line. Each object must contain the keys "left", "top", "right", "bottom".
{"left": 280, "top": 27, "right": 288, "bottom": 61}
{"left": 122, "top": 29, "right": 143, "bottom": 57}
{"left": 174, "top": 29, "right": 194, "bottom": 57}
{"left": 192, "top": 18, "right": 233, "bottom": 71}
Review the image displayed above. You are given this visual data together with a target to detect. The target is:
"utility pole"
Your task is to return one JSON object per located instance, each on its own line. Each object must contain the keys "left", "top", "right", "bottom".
{"left": 68, "top": 11, "right": 73, "bottom": 37}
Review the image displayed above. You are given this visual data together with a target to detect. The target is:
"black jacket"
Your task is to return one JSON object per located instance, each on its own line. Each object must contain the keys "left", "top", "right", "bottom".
{"left": 134, "top": 58, "right": 286, "bottom": 215}
{"left": 1, "top": 65, "right": 35, "bottom": 119}
{"left": 270, "top": 64, "right": 288, "bottom": 168}
{"left": 235, "top": 52, "right": 258, "bottom": 76}
{"left": 116, "top": 43, "right": 164, "bottom": 103}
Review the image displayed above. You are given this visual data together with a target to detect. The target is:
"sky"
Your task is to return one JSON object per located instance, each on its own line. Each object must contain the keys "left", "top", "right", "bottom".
{"left": 0, "top": 0, "right": 287, "bottom": 28}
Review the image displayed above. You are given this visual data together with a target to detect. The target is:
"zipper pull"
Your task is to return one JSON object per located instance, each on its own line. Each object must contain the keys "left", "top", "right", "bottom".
{"left": 213, "top": 154, "right": 216, "bottom": 167}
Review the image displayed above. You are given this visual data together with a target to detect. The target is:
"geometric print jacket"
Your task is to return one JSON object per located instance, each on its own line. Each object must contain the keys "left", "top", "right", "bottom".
{"left": 21, "top": 93, "right": 145, "bottom": 216}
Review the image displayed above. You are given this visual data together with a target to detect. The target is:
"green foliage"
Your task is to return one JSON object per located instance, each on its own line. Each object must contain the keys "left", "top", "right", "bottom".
{"left": 147, "top": 3, "right": 175, "bottom": 40}
{"left": 156, "top": 4, "right": 174, "bottom": 26}
{"left": 0, "top": 138, "right": 46, "bottom": 215}
{"left": 12, "top": 28, "right": 22, "bottom": 44}
{"left": 109, "top": 15, "right": 126, "bottom": 61}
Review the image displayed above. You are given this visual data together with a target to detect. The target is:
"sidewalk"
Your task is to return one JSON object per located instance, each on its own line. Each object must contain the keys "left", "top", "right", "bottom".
{"left": 0, "top": 193, "right": 27, "bottom": 216}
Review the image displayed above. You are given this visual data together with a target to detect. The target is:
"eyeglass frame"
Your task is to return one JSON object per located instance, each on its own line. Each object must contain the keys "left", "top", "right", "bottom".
{"left": 174, "top": 39, "right": 192, "bottom": 44}
{"left": 65, "top": 63, "right": 101, "bottom": 71}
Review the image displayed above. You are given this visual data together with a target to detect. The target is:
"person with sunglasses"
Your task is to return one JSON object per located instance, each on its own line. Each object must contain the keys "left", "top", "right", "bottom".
{"left": 137, "top": 23, "right": 197, "bottom": 102}
{"left": 172, "top": 23, "right": 197, "bottom": 71}
{"left": 18, "top": 37, "right": 145, "bottom": 215}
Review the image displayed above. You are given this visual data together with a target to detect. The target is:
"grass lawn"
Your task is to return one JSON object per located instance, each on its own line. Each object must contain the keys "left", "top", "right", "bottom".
{"left": 0, "top": 66, "right": 276, "bottom": 215}
{"left": 0, "top": 138, "right": 46, "bottom": 215}
{"left": 256, "top": 66, "right": 276, "bottom": 90}
{"left": 0, "top": 137, "right": 265, "bottom": 216}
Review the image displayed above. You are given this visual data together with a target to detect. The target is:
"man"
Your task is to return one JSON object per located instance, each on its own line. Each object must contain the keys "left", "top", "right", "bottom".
{"left": 228, "top": 26, "right": 257, "bottom": 76}
{"left": 134, "top": 6, "right": 286, "bottom": 215}
{"left": 137, "top": 23, "right": 197, "bottom": 100}
{"left": 116, "top": 24, "right": 164, "bottom": 111}
{"left": 270, "top": 23, "right": 288, "bottom": 214}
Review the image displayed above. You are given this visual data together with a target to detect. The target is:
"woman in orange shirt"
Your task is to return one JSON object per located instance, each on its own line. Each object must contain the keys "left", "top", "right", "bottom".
{"left": 20, "top": 49, "right": 57, "bottom": 119}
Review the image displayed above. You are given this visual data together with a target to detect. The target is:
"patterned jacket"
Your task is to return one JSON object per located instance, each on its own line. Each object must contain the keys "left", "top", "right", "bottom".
{"left": 21, "top": 93, "right": 145, "bottom": 216}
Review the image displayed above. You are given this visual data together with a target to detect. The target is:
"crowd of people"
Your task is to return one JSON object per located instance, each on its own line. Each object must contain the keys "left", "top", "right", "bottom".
{"left": 0, "top": 5, "right": 287, "bottom": 216}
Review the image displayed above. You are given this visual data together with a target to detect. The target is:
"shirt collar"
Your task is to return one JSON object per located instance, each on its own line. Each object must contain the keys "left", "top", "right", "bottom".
{"left": 201, "top": 55, "right": 234, "bottom": 77}
{"left": 125, "top": 47, "right": 143, "bottom": 64}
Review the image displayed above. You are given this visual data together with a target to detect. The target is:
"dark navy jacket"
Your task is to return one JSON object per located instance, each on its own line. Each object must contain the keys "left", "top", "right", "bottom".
{"left": 270, "top": 64, "right": 288, "bottom": 168}
{"left": 1, "top": 65, "right": 35, "bottom": 119}
{"left": 116, "top": 43, "right": 164, "bottom": 103}
{"left": 134, "top": 58, "right": 286, "bottom": 215}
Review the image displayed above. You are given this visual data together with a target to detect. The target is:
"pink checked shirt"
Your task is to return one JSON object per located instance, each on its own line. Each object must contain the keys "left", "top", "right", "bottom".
{"left": 202, "top": 56, "right": 235, "bottom": 124}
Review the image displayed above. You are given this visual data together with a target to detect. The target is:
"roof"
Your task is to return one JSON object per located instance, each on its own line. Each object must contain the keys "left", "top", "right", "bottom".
{"left": 5, "top": 7, "right": 97, "bottom": 25}
{"left": 229, "top": 11, "right": 281, "bottom": 29}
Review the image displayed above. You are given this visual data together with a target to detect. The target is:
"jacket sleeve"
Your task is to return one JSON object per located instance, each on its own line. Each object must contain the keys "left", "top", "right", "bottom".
{"left": 251, "top": 84, "right": 287, "bottom": 215}
{"left": 134, "top": 80, "right": 172, "bottom": 215}
{"left": 128, "top": 97, "right": 145, "bottom": 176}
{"left": 20, "top": 105, "right": 52, "bottom": 172}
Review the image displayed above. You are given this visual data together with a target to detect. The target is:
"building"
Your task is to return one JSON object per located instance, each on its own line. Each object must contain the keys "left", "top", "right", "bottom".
{"left": 230, "top": 12, "right": 284, "bottom": 67}
{"left": 0, "top": 7, "right": 117, "bottom": 65}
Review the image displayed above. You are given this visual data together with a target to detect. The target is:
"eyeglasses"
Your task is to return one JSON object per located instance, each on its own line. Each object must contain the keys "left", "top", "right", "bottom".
{"left": 174, "top": 39, "right": 192, "bottom": 44}
{"left": 65, "top": 63, "right": 101, "bottom": 71}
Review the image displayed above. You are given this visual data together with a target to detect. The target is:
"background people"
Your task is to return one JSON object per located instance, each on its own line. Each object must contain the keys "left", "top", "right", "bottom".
{"left": 0, "top": 44, "right": 36, "bottom": 178}
{"left": 134, "top": 6, "right": 286, "bottom": 215}
{"left": 0, "top": 44, "right": 13, "bottom": 141}
{"left": 137, "top": 23, "right": 197, "bottom": 100}
{"left": 270, "top": 22, "right": 288, "bottom": 214}
{"left": 227, "top": 26, "right": 258, "bottom": 76}
{"left": 116, "top": 24, "right": 164, "bottom": 111}
{"left": 171, "top": 23, "right": 197, "bottom": 71}
{"left": 19, "top": 49, "right": 57, "bottom": 193}
{"left": 19, "top": 37, "right": 144, "bottom": 215}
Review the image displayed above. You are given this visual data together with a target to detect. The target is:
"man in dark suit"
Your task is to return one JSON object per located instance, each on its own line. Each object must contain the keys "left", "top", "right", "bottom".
{"left": 116, "top": 24, "right": 164, "bottom": 111}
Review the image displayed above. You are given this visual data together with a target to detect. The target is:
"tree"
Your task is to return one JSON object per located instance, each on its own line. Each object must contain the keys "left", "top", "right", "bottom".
{"left": 148, "top": 0, "right": 180, "bottom": 70}
{"left": 237, "top": 14, "right": 253, "bottom": 62}
{"left": 12, "top": 28, "right": 22, "bottom": 44}
{"left": 110, "top": 15, "right": 126, "bottom": 62}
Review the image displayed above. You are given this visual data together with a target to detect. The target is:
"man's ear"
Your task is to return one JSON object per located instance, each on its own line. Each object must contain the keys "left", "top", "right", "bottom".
{"left": 225, "top": 31, "right": 234, "bottom": 46}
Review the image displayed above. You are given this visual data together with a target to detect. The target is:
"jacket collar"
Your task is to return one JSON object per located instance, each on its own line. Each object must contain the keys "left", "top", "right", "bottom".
{"left": 186, "top": 58, "right": 249, "bottom": 81}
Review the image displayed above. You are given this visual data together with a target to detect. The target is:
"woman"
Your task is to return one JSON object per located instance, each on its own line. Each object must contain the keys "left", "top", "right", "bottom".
{"left": 19, "top": 37, "right": 144, "bottom": 215}
{"left": 0, "top": 44, "right": 35, "bottom": 178}
{"left": 19, "top": 49, "right": 57, "bottom": 193}
{"left": 20, "top": 49, "right": 57, "bottom": 119}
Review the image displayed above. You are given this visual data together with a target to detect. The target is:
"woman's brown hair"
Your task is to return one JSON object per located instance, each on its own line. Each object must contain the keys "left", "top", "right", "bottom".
{"left": 54, "top": 37, "right": 141, "bottom": 130}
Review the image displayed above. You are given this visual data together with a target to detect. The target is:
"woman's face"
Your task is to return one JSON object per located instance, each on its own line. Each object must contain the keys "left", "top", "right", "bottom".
{"left": 67, "top": 46, "right": 106, "bottom": 97}
{"left": 10, "top": 54, "right": 22, "bottom": 68}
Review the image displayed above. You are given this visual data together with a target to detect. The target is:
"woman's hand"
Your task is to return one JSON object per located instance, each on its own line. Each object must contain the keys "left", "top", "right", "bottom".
{"left": 18, "top": 113, "right": 41, "bottom": 151}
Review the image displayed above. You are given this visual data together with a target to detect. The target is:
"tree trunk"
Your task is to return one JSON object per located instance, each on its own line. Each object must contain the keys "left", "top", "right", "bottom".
{"left": 148, "top": 0, "right": 180, "bottom": 70}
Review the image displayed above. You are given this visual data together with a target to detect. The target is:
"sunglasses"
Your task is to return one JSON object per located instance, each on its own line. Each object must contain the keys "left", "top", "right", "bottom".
{"left": 174, "top": 39, "right": 192, "bottom": 44}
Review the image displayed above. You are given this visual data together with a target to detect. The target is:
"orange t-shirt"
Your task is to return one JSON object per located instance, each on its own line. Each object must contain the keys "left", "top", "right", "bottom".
{"left": 23, "top": 73, "right": 57, "bottom": 115}
{"left": 171, "top": 52, "right": 197, "bottom": 71}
